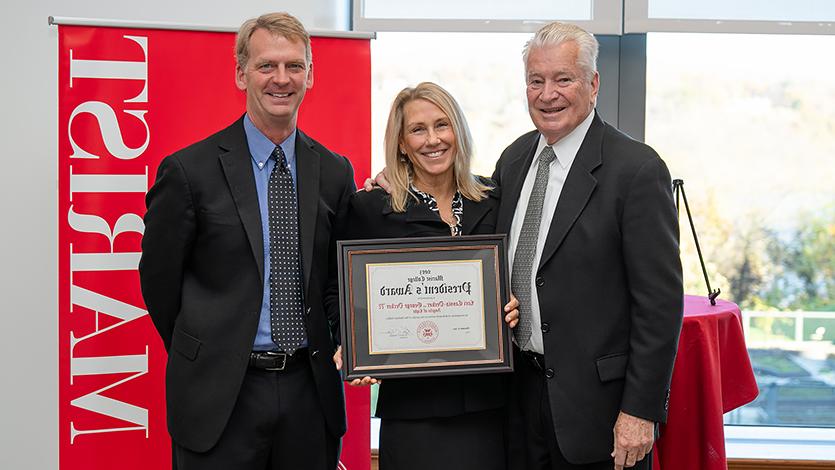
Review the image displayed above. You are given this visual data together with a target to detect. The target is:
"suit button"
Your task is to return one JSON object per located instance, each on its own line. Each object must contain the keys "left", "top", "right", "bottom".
{"left": 306, "top": 307, "right": 312, "bottom": 316}
{"left": 545, "top": 368, "right": 555, "bottom": 379}
{"left": 311, "top": 350, "right": 319, "bottom": 357}
{"left": 541, "top": 322, "right": 550, "bottom": 333}
{"left": 535, "top": 276, "right": 545, "bottom": 287}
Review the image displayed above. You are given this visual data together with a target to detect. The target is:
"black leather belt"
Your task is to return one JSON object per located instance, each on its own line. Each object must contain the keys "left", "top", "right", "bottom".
{"left": 249, "top": 348, "right": 308, "bottom": 371}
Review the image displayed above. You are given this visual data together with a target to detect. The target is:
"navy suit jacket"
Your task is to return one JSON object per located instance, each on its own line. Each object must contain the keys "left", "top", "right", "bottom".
{"left": 139, "top": 117, "right": 355, "bottom": 451}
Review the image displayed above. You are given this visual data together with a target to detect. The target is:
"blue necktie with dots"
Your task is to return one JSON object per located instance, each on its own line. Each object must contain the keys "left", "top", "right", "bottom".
{"left": 267, "top": 145, "right": 306, "bottom": 355}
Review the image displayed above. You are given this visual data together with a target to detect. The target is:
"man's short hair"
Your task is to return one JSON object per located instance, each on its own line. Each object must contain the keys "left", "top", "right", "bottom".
{"left": 523, "top": 22, "right": 599, "bottom": 80}
{"left": 236, "top": 12, "right": 312, "bottom": 69}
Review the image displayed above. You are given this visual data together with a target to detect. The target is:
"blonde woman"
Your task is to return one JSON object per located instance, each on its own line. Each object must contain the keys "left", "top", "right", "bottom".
{"left": 345, "top": 82, "right": 518, "bottom": 470}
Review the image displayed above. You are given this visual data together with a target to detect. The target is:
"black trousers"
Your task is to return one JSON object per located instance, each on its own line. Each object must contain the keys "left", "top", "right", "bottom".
{"left": 508, "top": 348, "right": 652, "bottom": 470}
{"left": 379, "top": 407, "right": 506, "bottom": 470}
{"left": 174, "top": 359, "right": 339, "bottom": 470}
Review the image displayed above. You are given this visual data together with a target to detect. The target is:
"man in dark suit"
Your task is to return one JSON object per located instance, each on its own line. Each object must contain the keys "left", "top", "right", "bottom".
{"left": 493, "top": 22, "right": 683, "bottom": 470}
{"left": 139, "top": 12, "right": 355, "bottom": 470}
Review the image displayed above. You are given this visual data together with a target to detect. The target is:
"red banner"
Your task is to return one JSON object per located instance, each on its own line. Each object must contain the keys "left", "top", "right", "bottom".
{"left": 58, "top": 25, "right": 371, "bottom": 469}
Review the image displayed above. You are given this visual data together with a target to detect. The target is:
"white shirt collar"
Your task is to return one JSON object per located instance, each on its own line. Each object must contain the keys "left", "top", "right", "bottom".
{"left": 533, "top": 109, "right": 596, "bottom": 169}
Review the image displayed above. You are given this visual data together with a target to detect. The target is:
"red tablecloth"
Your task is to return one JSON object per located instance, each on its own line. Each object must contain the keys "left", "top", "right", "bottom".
{"left": 652, "top": 295, "right": 759, "bottom": 470}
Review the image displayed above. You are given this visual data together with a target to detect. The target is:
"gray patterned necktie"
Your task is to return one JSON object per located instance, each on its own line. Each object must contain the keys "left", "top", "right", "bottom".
{"left": 268, "top": 145, "right": 306, "bottom": 355}
{"left": 512, "top": 145, "right": 556, "bottom": 349}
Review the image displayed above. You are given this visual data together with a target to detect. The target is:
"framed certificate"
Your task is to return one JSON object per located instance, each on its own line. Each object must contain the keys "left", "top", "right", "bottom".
{"left": 337, "top": 234, "right": 513, "bottom": 380}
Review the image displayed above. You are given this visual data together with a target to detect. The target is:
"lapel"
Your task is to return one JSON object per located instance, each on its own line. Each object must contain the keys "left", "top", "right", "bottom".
{"left": 461, "top": 195, "right": 493, "bottom": 235}
{"left": 537, "top": 113, "right": 604, "bottom": 270}
{"left": 383, "top": 194, "right": 476, "bottom": 233}
{"left": 217, "top": 117, "right": 265, "bottom": 282}
{"left": 402, "top": 198, "right": 442, "bottom": 225}
{"left": 295, "top": 130, "right": 320, "bottom": 288}
{"left": 497, "top": 131, "right": 539, "bottom": 233}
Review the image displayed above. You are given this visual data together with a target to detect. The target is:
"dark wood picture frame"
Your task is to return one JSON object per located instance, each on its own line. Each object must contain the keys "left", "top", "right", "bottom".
{"left": 337, "top": 234, "right": 513, "bottom": 380}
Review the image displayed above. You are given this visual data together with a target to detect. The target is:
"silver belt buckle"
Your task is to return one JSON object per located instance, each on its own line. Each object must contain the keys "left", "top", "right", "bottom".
{"left": 263, "top": 351, "right": 287, "bottom": 371}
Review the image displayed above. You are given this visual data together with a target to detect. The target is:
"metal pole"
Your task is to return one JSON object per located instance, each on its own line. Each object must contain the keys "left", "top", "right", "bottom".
{"left": 673, "top": 179, "right": 720, "bottom": 305}
{"left": 48, "top": 16, "right": 376, "bottom": 39}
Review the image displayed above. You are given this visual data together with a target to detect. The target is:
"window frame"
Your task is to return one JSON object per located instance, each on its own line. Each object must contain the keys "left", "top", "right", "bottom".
{"left": 725, "top": 425, "right": 835, "bottom": 460}
{"left": 352, "top": 0, "right": 623, "bottom": 34}
{"left": 624, "top": 0, "right": 835, "bottom": 35}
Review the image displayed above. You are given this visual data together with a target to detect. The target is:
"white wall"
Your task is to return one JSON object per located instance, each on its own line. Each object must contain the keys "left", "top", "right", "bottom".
{"left": 0, "top": 2, "right": 348, "bottom": 468}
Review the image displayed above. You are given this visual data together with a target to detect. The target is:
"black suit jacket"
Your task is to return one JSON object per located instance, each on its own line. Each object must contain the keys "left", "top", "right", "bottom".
{"left": 345, "top": 186, "right": 508, "bottom": 419}
{"left": 493, "top": 113, "right": 683, "bottom": 463}
{"left": 139, "top": 117, "right": 355, "bottom": 452}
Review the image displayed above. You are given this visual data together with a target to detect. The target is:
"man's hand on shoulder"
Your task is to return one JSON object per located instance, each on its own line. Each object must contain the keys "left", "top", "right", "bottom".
{"left": 360, "top": 168, "right": 391, "bottom": 193}
{"left": 611, "top": 411, "right": 654, "bottom": 469}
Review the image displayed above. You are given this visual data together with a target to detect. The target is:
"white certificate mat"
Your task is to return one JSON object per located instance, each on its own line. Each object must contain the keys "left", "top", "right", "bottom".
{"left": 366, "top": 260, "right": 486, "bottom": 354}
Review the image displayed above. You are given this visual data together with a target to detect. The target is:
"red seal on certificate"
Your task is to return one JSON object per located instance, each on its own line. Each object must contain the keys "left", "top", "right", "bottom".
{"left": 417, "top": 320, "right": 439, "bottom": 344}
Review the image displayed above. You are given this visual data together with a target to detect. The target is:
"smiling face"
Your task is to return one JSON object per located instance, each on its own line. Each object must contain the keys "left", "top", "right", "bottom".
{"left": 525, "top": 41, "right": 599, "bottom": 144}
{"left": 235, "top": 28, "right": 313, "bottom": 135}
{"left": 400, "top": 98, "right": 457, "bottom": 186}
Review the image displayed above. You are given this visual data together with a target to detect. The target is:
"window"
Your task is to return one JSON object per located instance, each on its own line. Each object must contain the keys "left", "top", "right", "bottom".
{"left": 625, "top": 0, "right": 835, "bottom": 34}
{"left": 645, "top": 32, "right": 835, "bottom": 439}
{"left": 646, "top": 0, "right": 835, "bottom": 22}
{"left": 354, "top": 0, "right": 621, "bottom": 34}
{"left": 363, "top": 0, "right": 592, "bottom": 21}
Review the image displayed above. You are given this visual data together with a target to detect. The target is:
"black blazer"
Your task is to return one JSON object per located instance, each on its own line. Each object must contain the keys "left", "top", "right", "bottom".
{"left": 345, "top": 185, "right": 508, "bottom": 419}
{"left": 493, "top": 113, "right": 683, "bottom": 464}
{"left": 139, "top": 117, "right": 355, "bottom": 452}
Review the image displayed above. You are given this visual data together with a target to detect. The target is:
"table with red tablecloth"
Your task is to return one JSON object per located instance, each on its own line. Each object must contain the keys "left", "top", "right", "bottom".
{"left": 652, "top": 295, "right": 760, "bottom": 470}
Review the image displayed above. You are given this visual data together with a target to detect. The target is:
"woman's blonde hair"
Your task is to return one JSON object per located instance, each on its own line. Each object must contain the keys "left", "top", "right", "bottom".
{"left": 384, "top": 82, "right": 491, "bottom": 212}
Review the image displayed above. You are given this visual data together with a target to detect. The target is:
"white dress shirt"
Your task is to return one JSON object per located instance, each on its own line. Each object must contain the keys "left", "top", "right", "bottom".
{"left": 508, "top": 110, "right": 596, "bottom": 354}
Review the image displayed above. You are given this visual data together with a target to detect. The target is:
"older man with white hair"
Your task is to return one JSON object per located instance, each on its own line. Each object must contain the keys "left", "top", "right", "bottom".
{"left": 493, "top": 21, "right": 683, "bottom": 470}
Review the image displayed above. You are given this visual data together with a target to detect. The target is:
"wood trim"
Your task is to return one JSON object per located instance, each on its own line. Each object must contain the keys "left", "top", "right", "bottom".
{"left": 729, "top": 459, "right": 835, "bottom": 470}
{"left": 373, "top": 455, "right": 835, "bottom": 470}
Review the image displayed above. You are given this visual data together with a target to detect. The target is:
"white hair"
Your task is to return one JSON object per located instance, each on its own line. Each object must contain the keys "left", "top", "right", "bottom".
{"left": 523, "top": 22, "right": 599, "bottom": 80}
